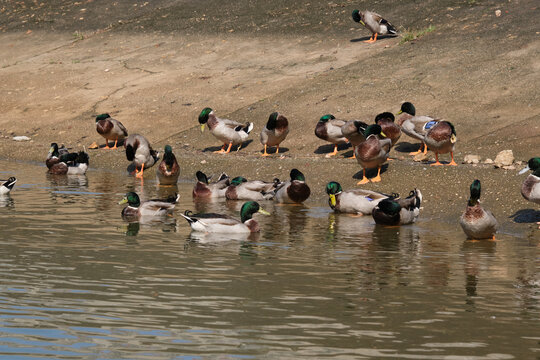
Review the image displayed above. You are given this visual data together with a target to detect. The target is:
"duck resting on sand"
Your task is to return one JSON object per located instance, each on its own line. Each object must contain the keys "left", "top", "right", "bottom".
{"left": 199, "top": 107, "right": 253, "bottom": 154}
{"left": 352, "top": 10, "right": 397, "bottom": 43}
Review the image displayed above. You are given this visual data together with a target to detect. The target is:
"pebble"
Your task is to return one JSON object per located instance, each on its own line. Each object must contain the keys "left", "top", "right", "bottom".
{"left": 463, "top": 154, "right": 480, "bottom": 164}
{"left": 494, "top": 149, "right": 514, "bottom": 168}
{"left": 13, "top": 136, "right": 31, "bottom": 141}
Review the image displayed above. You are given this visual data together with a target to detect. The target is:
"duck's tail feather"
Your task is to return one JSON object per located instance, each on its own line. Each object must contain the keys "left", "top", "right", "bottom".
{"left": 180, "top": 210, "right": 196, "bottom": 224}
{"left": 382, "top": 19, "right": 397, "bottom": 34}
{"left": 2, "top": 177, "right": 17, "bottom": 190}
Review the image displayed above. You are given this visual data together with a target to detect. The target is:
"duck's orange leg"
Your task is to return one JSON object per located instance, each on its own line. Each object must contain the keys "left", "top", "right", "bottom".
{"left": 409, "top": 142, "right": 425, "bottom": 156}
{"left": 364, "top": 34, "right": 375, "bottom": 43}
{"left": 135, "top": 163, "right": 145, "bottom": 179}
{"left": 325, "top": 144, "right": 339, "bottom": 157}
{"left": 430, "top": 153, "right": 444, "bottom": 166}
{"left": 111, "top": 139, "right": 118, "bottom": 150}
{"left": 261, "top": 144, "right": 270, "bottom": 157}
{"left": 365, "top": 33, "right": 378, "bottom": 43}
{"left": 223, "top": 142, "right": 233, "bottom": 154}
{"left": 102, "top": 139, "right": 111, "bottom": 150}
{"left": 447, "top": 151, "right": 458, "bottom": 166}
{"left": 213, "top": 144, "right": 226, "bottom": 153}
{"left": 371, "top": 166, "right": 382, "bottom": 182}
{"left": 357, "top": 169, "right": 369, "bottom": 185}
{"left": 275, "top": 145, "right": 280, "bottom": 155}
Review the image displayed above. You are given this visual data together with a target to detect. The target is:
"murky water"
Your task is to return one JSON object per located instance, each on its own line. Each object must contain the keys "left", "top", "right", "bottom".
{"left": 0, "top": 160, "right": 538, "bottom": 359}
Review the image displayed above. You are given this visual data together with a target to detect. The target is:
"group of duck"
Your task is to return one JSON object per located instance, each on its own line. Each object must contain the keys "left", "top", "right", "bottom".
{"left": 1, "top": 102, "right": 539, "bottom": 237}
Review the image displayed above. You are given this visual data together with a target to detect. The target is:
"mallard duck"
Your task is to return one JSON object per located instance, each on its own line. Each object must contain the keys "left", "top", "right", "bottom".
{"left": 326, "top": 181, "right": 390, "bottom": 215}
{"left": 424, "top": 121, "right": 457, "bottom": 166}
{"left": 352, "top": 10, "right": 397, "bottom": 43}
{"left": 95, "top": 113, "right": 128, "bottom": 150}
{"left": 374, "top": 112, "right": 401, "bottom": 147}
{"left": 354, "top": 124, "right": 392, "bottom": 184}
{"left": 372, "top": 189, "right": 422, "bottom": 225}
{"left": 519, "top": 157, "right": 540, "bottom": 229}
{"left": 45, "top": 143, "right": 69, "bottom": 169}
{"left": 119, "top": 191, "right": 179, "bottom": 219}
{"left": 396, "top": 102, "right": 441, "bottom": 155}
{"left": 192, "top": 171, "right": 230, "bottom": 199}
{"left": 124, "top": 134, "right": 159, "bottom": 179}
{"left": 0, "top": 177, "right": 16, "bottom": 195}
{"left": 273, "top": 169, "right": 311, "bottom": 203}
{"left": 225, "top": 176, "right": 281, "bottom": 201}
{"left": 260, "top": 112, "right": 289, "bottom": 156}
{"left": 315, "top": 114, "right": 348, "bottom": 157}
{"left": 156, "top": 145, "right": 180, "bottom": 185}
{"left": 48, "top": 151, "right": 89, "bottom": 175}
{"left": 198, "top": 107, "right": 254, "bottom": 154}
{"left": 340, "top": 119, "right": 369, "bottom": 156}
{"left": 459, "top": 180, "right": 498, "bottom": 239}
{"left": 180, "top": 201, "right": 270, "bottom": 233}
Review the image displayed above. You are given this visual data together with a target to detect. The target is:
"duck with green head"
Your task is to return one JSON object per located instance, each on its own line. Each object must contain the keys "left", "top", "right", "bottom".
{"left": 459, "top": 180, "right": 498, "bottom": 239}
{"left": 199, "top": 107, "right": 254, "bottom": 154}
{"left": 119, "top": 191, "right": 179, "bottom": 219}
{"left": 372, "top": 189, "right": 422, "bottom": 225}
{"left": 519, "top": 157, "right": 540, "bottom": 228}
{"left": 424, "top": 120, "right": 457, "bottom": 166}
{"left": 192, "top": 171, "right": 230, "bottom": 199}
{"left": 48, "top": 151, "right": 89, "bottom": 175}
{"left": 352, "top": 10, "right": 397, "bottom": 43}
{"left": 396, "top": 102, "right": 441, "bottom": 156}
{"left": 354, "top": 124, "right": 392, "bottom": 184}
{"left": 260, "top": 112, "right": 289, "bottom": 156}
{"left": 326, "top": 181, "right": 389, "bottom": 215}
{"left": 124, "top": 134, "right": 159, "bottom": 179}
{"left": 180, "top": 201, "right": 270, "bottom": 233}
{"left": 95, "top": 113, "right": 128, "bottom": 150}
{"left": 274, "top": 169, "right": 311, "bottom": 203}
{"left": 315, "top": 114, "right": 348, "bottom": 157}
{"left": 374, "top": 112, "right": 401, "bottom": 148}
{"left": 45, "top": 142, "right": 69, "bottom": 169}
{"left": 225, "top": 176, "right": 281, "bottom": 201}
{"left": 156, "top": 145, "right": 180, "bottom": 185}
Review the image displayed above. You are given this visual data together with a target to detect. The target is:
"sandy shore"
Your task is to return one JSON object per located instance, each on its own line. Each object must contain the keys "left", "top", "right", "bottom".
{"left": 1, "top": 0, "right": 539, "bottom": 233}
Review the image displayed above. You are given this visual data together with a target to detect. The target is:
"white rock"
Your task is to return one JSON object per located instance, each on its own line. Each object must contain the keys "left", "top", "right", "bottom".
{"left": 494, "top": 150, "right": 514, "bottom": 167}
{"left": 463, "top": 154, "right": 480, "bottom": 164}
{"left": 13, "top": 136, "right": 31, "bottom": 141}
{"left": 484, "top": 158, "right": 494, "bottom": 164}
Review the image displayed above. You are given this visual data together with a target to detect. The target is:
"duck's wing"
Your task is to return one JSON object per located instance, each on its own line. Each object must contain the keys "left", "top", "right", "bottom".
{"left": 347, "top": 189, "right": 389, "bottom": 200}
{"left": 113, "top": 119, "right": 128, "bottom": 136}
{"left": 221, "top": 118, "right": 245, "bottom": 129}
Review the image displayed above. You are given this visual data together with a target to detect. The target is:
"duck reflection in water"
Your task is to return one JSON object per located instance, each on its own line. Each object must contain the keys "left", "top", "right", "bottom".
{"left": 461, "top": 238, "right": 497, "bottom": 304}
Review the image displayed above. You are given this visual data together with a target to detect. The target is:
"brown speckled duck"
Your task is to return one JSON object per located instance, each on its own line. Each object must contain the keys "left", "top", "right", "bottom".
{"left": 315, "top": 114, "right": 348, "bottom": 157}
{"left": 95, "top": 113, "right": 128, "bottom": 150}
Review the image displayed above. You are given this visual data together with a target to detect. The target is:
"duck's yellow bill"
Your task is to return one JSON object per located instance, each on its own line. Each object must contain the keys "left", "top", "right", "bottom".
{"left": 200, "top": 124, "right": 205, "bottom": 132}
{"left": 118, "top": 197, "right": 128, "bottom": 205}
{"left": 49, "top": 147, "right": 55, "bottom": 153}
{"left": 380, "top": 131, "right": 387, "bottom": 138}
{"left": 450, "top": 134, "right": 457, "bottom": 143}
{"left": 329, "top": 194, "right": 337, "bottom": 207}
{"left": 360, "top": 20, "right": 365, "bottom": 26}
{"left": 258, "top": 208, "right": 271, "bottom": 216}
{"left": 396, "top": 110, "right": 403, "bottom": 115}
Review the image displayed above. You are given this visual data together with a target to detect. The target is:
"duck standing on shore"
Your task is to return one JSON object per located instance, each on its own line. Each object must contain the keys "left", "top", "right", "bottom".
{"left": 260, "top": 112, "right": 289, "bottom": 156}
{"left": 199, "top": 107, "right": 253, "bottom": 154}
{"left": 124, "top": 134, "right": 159, "bottom": 179}
{"left": 424, "top": 121, "right": 457, "bottom": 166}
{"left": 95, "top": 113, "right": 128, "bottom": 150}
{"left": 355, "top": 124, "right": 392, "bottom": 184}
{"left": 352, "top": 10, "right": 397, "bottom": 43}
{"left": 396, "top": 102, "right": 440, "bottom": 156}
{"left": 315, "top": 114, "right": 348, "bottom": 157}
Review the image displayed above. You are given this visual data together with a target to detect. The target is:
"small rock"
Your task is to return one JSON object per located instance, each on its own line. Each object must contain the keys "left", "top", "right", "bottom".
{"left": 495, "top": 9, "right": 502, "bottom": 17}
{"left": 502, "top": 165, "right": 516, "bottom": 170}
{"left": 200, "top": 160, "right": 206, "bottom": 164}
{"left": 88, "top": 142, "right": 99, "bottom": 149}
{"left": 13, "top": 136, "right": 31, "bottom": 141}
{"left": 413, "top": 152, "right": 428, "bottom": 162}
{"left": 463, "top": 154, "right": 480, "bottom": 164}
{"left": 494, "top": 149, "right": 514, "bottom": 167}
{"left": 484, "top": 158, "right": 494, "bottom": 164}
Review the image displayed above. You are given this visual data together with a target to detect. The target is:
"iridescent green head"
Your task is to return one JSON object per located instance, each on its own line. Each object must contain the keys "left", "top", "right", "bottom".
{"left": 240, "top": 201, "right": 270, "bottom": 223}
{"left": 364, "top": 124, "right": 385, "bottom": 138}
{"left": 319, "top": 114, "right": 336, "bottom": 123}
{"left": 230, "top": 176, "right": 248, "bottom": 186}
{"left": 468, "top": 179, "right": 481, "bottom": 206}
{"left": 119, "top": 192, "right": 140, "bottom": 207}
{"left": 397, "top": 102, "right": 416, "bottom": 116}
{"left": 290, "top": 169, "right": 305, "bottom": 181}
{"left": 196, "top": 171, "right": 209, "bottom": 184}
{"left": 266, "top": 112, "right": 279, "bottom": 130}
{"left": 352, "top": 10, "right": 363, "bottom": 25}
{"left": 198, "top": 107, "right": 213, "bottom": 124}
{"left": 325, "top": 181, "right": 342, "bottom": 195}
{"left": 95, "top": 113, "right": 111, "bottom": 122}
{"left": 519, "top": 157, "right": 540, "bottom": 176}
{"left": 49, "top": 142, "right": 59, "bottom": 156}
{"left": 378, "top": 198, "right": 401, "bottom": 216}
{"left": 375, "top": 112, "right": 395, "bottom": 123}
